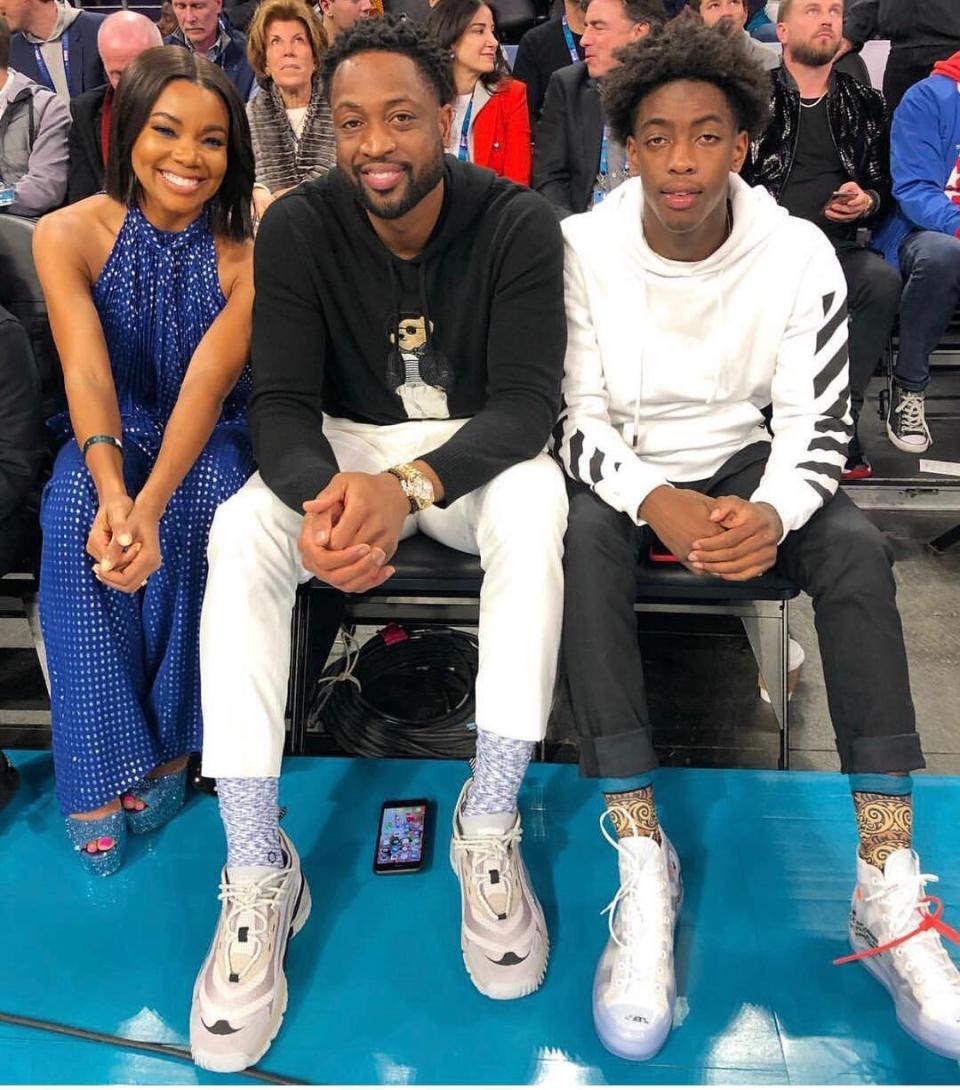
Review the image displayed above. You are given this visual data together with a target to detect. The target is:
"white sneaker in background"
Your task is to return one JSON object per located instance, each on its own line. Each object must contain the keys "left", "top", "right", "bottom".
{"left": 190, "top": 828, "right": 311, "bottom": 1072}
{"left": 844, "top": 848, "right": 960, "bottom": 1060}
{"left": 593, "top": 811, "right": 682, "bottom": 1061}
{"left": 450, "top": 778, "right": 548, "bottom": 1000}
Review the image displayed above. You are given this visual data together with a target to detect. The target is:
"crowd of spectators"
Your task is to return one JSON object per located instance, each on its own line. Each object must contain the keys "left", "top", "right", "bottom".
{"left": 1, "top": 0, "right": 960, "bottom": 771}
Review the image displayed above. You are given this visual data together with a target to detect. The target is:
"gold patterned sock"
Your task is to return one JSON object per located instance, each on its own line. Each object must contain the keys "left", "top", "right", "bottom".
{"left": 603, "top": 785, "right": 661, "bottom": 844}
{"left": 853, "top": 791, "right": 913, "bottom": 870}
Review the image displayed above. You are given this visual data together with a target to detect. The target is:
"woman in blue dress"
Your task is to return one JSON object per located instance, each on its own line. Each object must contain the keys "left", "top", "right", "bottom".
{"left": 34, "top": 47, "right": 256, "bottom": 875}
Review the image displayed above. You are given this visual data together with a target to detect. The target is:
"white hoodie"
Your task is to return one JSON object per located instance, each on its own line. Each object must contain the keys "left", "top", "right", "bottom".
{"left": 554, "top": 173, "right": 852, "bottom": 539}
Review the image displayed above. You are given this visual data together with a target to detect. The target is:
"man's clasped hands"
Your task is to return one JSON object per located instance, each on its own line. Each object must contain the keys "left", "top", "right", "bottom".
{"left": 294, "top": 472, "right": 785, "bottom": 596}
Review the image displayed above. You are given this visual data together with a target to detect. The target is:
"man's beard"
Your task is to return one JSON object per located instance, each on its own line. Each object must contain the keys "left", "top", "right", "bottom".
{"left": 791, "top": 36, "right": 840, "bottom": 66}
{"left": 349, "top": 145, "right": 445, "bottom": 221}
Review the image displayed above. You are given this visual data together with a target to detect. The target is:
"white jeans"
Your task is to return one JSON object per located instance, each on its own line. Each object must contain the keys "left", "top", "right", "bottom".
{"left": 200, "top": 417, "right": 568, "bottom": 778}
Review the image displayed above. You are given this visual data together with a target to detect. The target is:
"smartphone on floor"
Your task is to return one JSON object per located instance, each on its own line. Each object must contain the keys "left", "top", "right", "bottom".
{"left": 373, "top": 798, "right": 431, "bottom": 874}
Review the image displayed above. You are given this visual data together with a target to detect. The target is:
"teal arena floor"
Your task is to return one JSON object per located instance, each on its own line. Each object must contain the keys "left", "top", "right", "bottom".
{"left": 2, "top": 751, "right": 960, "bottom": 1086}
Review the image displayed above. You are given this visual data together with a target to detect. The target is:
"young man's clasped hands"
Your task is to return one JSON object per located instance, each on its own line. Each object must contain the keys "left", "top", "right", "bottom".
{"left": 639, "top": 485, "right": 783, "bottom": 583}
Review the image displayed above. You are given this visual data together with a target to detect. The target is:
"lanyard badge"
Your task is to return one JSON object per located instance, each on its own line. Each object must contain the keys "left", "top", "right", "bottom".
{"left": 33, "top": 30, "right": 71, "bottom": 94}
{"left": 560, "top": 15, "right": 580, "bottom": 64}
{"left": 458, "top": 96, "right": 474, "bottom": 162}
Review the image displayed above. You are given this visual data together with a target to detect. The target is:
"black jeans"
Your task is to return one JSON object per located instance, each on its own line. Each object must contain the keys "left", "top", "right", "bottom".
{"left": 835, "top": 244, "right": 902, "bottom": 421}
{"left": 562, "top": 444, "right": 924, "bottom": 779}
{"left": 883, "top": 44, "right": 960, "bottom": 115}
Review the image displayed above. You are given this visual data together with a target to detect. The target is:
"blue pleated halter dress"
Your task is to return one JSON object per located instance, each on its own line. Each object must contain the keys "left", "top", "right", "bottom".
{"left": 39, "top": 206, "right": 255, "bottom": 816}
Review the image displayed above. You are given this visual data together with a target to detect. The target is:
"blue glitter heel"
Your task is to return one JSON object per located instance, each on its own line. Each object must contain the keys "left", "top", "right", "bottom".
{"left": 123, "top": 768, "right": 187, "bottom": 834}
{"left": 65, "top": 809, "right": 127, "bottom": 877}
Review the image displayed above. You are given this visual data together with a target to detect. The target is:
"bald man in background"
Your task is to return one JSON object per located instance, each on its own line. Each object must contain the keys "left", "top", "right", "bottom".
{"left": 66, "top": 10, "right": 162, "bottom": 203}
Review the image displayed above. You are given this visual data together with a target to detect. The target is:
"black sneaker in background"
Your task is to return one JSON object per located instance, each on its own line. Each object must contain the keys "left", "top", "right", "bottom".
{"left": 887, "top": 381, "right": 932, "bottom": 453}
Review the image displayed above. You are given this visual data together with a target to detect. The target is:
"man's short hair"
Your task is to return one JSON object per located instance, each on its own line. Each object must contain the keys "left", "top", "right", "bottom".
{"left": 0, "top": 15, "right": 9, "bottom": 71}
{"left": 777, "top": 0, "right": 792, "bottom": 19}
{"left": 579, "top": 0, "right": 667, "bottom": 25}
{"left": 247, "top": 0, "right": 328, "bottom": 84}
{"left": 621, "top": 0, "right": 667, "bottom": 26}
{"left": 686, "top": 0, "right": 746, "bottom": 11}
{"left": 603, "top": 18, "right": 771, "bottom": 145}
{"left": 320, "top": 14, "right": 455, "bottom": 107}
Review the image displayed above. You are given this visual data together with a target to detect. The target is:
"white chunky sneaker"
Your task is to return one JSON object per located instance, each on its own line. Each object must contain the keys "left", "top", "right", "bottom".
{"left": 842, "top": 848, "right": 960, "bottom": 1060}
{"left": 190, "top": 829, "right": 311, "bottom": 1073}
{"left": 593, "top": 811, "right": 682, "bottom": 1061}
{"left": 450, "top": 779, "right": 548, "bottom": 1000}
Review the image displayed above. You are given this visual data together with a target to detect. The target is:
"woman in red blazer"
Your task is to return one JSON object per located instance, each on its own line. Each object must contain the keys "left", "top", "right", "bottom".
{"left": 426, "top": 0, "right": 532, "bottom": 185}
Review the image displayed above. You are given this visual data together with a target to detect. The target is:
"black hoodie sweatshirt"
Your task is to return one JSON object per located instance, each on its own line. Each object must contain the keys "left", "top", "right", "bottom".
{"left": 249, "top": 158, "right": 566, "bottom": 513}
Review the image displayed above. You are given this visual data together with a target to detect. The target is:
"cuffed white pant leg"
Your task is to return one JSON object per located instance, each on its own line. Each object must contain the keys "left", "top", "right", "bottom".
{"left": 419, "top": 453, "right": 568, "bottom": 744}
{"left": 200, "top": 472, "right": 309, "bottom": 779}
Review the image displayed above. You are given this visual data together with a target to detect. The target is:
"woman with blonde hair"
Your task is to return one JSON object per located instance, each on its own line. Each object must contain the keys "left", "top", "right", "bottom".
{"left": 246, "top": 0, "right": 336, "bottom": 223}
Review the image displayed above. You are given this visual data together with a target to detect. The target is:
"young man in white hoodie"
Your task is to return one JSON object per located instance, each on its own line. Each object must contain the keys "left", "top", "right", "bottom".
{"left": 554, "top": 19, "right": 960, "bottom": 1065}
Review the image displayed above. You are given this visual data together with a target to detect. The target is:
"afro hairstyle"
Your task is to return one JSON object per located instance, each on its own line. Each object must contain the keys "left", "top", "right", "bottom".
{"left": 602, "top": 15, "right": 772, "bottom": 147}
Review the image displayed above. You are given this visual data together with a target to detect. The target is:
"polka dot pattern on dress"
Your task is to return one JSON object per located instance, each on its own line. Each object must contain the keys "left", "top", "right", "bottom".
{"left": 40, "top": 206, "right": 255, "bottom": 816}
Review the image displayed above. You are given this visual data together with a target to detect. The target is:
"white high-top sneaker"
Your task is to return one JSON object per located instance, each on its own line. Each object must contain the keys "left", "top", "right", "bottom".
{"left": 843, "top": 848, "right": 960, "bottom": 1059}
{"left": 592, "top": 811, "right": 683, "bottom": 1061}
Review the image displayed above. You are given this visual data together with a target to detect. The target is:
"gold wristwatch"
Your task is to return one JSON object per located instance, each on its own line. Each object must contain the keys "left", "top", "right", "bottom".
{"left": 385, "top": 463, "right": 435, "bottom": 514}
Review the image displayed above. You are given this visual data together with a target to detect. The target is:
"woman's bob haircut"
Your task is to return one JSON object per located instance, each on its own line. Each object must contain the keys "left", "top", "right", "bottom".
{"left": 106, "top": 47, "right": 255, "bottom": 243}
{"left": 246, "top": 0, "right": 328, "bottom": 85}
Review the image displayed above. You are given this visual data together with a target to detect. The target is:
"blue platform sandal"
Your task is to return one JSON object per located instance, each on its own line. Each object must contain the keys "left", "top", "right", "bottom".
{"left": 65, "top": 808, "right": 127, "bottom": 877}
{"left": 122, "top": 768, "right": 188, "bottom": 835}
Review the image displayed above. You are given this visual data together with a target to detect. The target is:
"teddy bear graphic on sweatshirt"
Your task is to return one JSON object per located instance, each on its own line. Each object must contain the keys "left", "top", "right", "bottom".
{"left": 387, "top": 314, "right": 453, "bottom": 420}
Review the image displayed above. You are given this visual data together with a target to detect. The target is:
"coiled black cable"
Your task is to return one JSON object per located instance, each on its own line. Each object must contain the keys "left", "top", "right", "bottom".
{"left": 307, "top": 626, "right": 479, "bottom": 759}
{"left": 0, "top": 1011, "right": 300, "bottom": 1084}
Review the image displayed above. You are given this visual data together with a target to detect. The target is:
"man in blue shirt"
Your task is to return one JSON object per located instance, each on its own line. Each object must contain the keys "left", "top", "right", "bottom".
{"left": 873, "top": 51, "right": 960, "bottom": 453}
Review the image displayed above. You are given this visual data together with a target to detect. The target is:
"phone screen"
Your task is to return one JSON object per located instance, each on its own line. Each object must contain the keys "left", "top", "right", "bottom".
{"left": 375, "top": 801, "right": 428, "bottom": 872}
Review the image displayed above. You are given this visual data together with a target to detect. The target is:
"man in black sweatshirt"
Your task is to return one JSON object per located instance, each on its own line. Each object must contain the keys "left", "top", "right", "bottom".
{"left": 840, "top": 0, "right": 960, "bottom": 111}
{"left": 191, "top": 17, "right": 567, "bottom": 1073}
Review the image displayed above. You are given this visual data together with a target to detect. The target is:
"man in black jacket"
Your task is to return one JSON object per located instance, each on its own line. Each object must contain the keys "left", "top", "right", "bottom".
{"left": 191, "top": 18, "right": 567, "bottom": 1074}
{"left": 67, "top": 11, "right": 162, "bottom": 204}
{"left": 841, "top": 0, "right": 960, "bottom": 112}
{"left": 743, "top": 0, "right": 900, "bottom": 478}
{"left": 533, "top": 0, "right": 663, "bottom": 216}
{"left": 513, "top": 0, "right": 586, "bottom": 128}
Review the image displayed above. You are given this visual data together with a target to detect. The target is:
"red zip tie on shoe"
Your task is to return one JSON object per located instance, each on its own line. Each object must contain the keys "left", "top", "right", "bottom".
{"left": 834, "top": 896, "right": 960, "bottom": 965}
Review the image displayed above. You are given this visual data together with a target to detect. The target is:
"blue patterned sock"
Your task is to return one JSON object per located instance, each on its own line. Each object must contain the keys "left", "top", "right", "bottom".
{"left": 217, "top": 777, "right": 282, "bottom": 869}
{"left": 463, "top": 729, "right": 534, "bottom": 816}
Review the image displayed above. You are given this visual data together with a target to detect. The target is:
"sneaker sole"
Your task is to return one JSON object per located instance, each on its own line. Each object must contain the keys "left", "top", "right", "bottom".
{"left": 852, "top": 935, "right": 960, "bottom": 1061}
{"left": 885, "top": 422, "right": 931, "bottom": 454}
{"left": 191, "top": 875, "right": 312, "bottom": 1073}
{"left": 450, "top": 842, "right": 550, "bottom": 1001}
{"left": 459, "top": 931, "right": 550, "bottom": 1001}
{"left": 594, "top": 1000, "right": 674, "bottom": 1062}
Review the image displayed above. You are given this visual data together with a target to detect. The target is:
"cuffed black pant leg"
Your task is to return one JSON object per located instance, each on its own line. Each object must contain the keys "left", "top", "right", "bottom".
{"left": 776, "top": 490, "right": 924, "bottom": 774}
{"left": 562, "top": 482, "right": 658, "bottom": 779}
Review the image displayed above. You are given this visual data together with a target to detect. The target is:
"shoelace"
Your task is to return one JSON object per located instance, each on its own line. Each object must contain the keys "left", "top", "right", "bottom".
{"left": 834, "top": 865, "right": 960, "bottom": 978}
{"left": 896, "top": 391, "right": 929, "bottom": 436}
{"left": 599, "top": 811, "right": 670, "bottom": 988}
{"left": 453, "top": 826, "right": 521, "bottom": 921}
{"left": 217, "top": 866, "right": 294, "bottom": 983}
